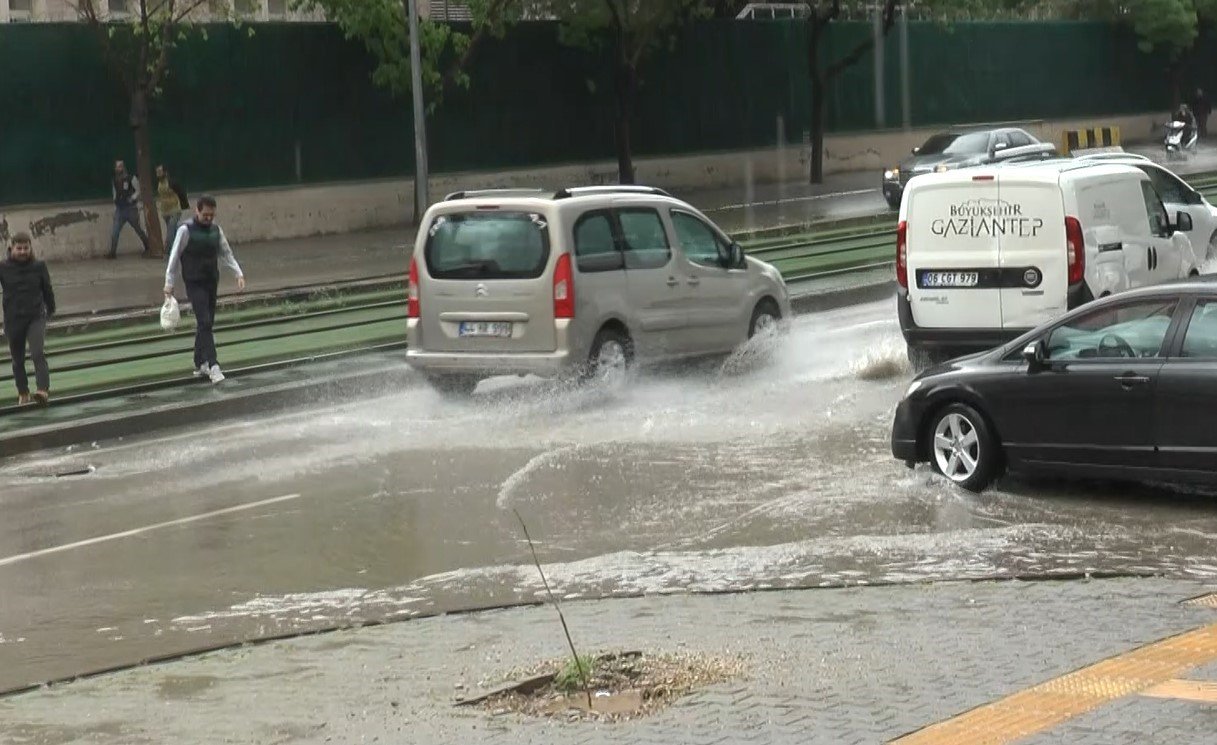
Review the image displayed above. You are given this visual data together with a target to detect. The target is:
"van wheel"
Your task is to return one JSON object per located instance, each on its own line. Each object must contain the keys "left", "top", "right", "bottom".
{"left": 585, "top": 327, "right": 632, "bottom": 383}
{"left": 926, "top": 403, "right": 1000, "bottom": 493}
{"left": 427, "top": 375, "right": 479, "bottom": 398}
{"left": 748, "top": 300, "right": 781, "bottom": 339}
{"left": 1206, "top": 230, "right": 1217, "bottom": 265}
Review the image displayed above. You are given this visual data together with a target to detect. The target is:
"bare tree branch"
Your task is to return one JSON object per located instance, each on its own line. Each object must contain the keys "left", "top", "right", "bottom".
{"left": 825, "top": 0, "right": 896, "bottom": 79}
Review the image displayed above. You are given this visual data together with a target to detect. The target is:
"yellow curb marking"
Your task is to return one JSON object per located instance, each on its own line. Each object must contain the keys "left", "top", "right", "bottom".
{"left": 889, "top": 622, "right": 1217, "bottom": 745}
{"left": 1142, "top": 678, "right": 1217, "bottom": 704}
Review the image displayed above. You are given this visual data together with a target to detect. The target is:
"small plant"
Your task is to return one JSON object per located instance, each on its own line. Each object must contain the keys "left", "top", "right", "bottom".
{"left": 555, "top": 654, "right": 596, "bottom": 693}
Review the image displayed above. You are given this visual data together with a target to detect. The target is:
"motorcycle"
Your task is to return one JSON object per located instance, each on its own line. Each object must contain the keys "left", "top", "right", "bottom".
{"left": 1164, "top": 119, "right": 1198, "bottom": 159}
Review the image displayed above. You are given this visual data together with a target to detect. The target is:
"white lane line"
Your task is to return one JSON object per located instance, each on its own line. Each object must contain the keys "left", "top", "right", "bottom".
{"left": 0, "top": 493, "right": 304, "bottom": 568}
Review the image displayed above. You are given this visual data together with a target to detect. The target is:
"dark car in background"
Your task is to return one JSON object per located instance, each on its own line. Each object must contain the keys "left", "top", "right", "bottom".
{"left": 881, "top": 127, "right": 1055, "bottom": 209}
{"left": 891, "top": 278, "right": 1217, "bottom": 493}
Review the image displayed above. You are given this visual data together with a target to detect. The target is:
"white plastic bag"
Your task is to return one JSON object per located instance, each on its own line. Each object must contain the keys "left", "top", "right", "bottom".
{"left": 160, "top": 296, "right": 181, "bottom": 332}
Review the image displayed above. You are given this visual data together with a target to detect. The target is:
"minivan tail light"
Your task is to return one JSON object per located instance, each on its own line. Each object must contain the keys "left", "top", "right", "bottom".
{"left": 896, "top": 220, "right": 908, "bottom": 289}
{"left": 554, "top": 253, "right": 575, "bottom": 318}
{"left": 1065, "top": 216, "right": 1084, "bottom": 285}
{"left": 408, "top": 257, "right": 420, "bottom": 318}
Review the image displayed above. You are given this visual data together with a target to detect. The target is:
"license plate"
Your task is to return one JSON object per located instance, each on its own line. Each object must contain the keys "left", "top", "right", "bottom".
{"left": 920, "top": 271, "right": 980, "bottom": 288}
{"left": 458, "top": 321, "right": 512, "bottom": 338}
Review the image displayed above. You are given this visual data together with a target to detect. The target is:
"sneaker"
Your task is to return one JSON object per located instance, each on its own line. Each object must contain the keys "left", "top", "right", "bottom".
{"left": 208, "top": 365, "right": 226, "bottom": 384}
{"left": 194, "top": 363, "right": 210, "bottom": 377}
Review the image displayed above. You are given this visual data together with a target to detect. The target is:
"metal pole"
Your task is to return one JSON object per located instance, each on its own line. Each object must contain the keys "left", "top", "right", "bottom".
{"left": 900, "top": 5, "right": 911, "bottom": 131}
{"left": 873, "top": 7, "right": 885, "bottom": 129}
{"left": 407, "top": 0, "right": 430, "bottom": 221}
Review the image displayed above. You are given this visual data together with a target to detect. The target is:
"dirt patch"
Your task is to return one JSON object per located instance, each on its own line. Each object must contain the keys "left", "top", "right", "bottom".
{"left": 463, "top": 650, "right": 746, "bottom": 723}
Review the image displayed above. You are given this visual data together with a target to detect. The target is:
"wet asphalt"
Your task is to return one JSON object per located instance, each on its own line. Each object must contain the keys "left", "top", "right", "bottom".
{"left": 2, "top": 299, "right": 1217, "bottom": 694}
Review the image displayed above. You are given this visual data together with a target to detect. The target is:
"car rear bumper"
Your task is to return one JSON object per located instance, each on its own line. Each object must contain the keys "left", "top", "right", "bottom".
{"left": 406, "top": 349, "right": 573, "bottom": 377}
{"left": 896, "top": 290, "right": 1026, "bottom": 350}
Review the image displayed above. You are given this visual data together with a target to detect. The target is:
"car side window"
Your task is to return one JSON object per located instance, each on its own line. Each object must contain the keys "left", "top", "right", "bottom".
{"left": 671, "top": 211, "right": 725, "bottom": 268}
{"left": 993, "top": 133, "right": 1012, "bottom": 152}
{"left": 1139, "top": 181, "right": 1170, "bottom": 237}
{"left": 1141, "top": 165, "right": 1188, "bottom": 205}
{"left": 1181, "top": 301, "right": 1217, "bottom": 358}
{"left": 1045, "top": 298, "right": 1178, "bottom": 360}
{"left": 574, "top": 211, "right": 622, "bottom": 273}
{"left": 617, "top": 208, "right": 671, "bottom": 270}
{"left": 1009, "top": 131, "right": 1034, "bottom": 148}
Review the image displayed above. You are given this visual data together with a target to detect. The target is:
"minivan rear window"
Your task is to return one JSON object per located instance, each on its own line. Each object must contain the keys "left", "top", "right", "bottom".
{"left": 424, "top": 211, "right": 551, "bottom": 280}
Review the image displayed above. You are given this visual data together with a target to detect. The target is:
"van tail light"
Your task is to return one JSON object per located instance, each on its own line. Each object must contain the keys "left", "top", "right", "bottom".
{"left": 1065, "top": 216, "right": 1084, "bottom": 285}
{"left": 408, "top": 257, "right": 420, "bottom": 318}
{"left": 553, "top": 253, "right": 575, "bottom": 319}
{"left": 896, "top": 220, "right": 908, "bottom": 289}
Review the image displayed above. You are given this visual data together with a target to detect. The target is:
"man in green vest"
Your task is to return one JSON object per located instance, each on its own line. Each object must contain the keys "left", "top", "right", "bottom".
{"left": 162, "top": 195, "right": 246, "bottom": 384}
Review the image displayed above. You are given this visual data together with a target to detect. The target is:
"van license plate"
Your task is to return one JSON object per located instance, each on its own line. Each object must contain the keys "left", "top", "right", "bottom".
{"left": 459, "top": 322, "right": 513, "bottom": 338}
{"left": 920, "top": 271, "right": 980, "bottom": 288}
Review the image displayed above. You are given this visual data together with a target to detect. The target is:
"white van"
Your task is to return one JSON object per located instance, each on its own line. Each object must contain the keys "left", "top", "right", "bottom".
{"left": 897, "top": 160, "right": 1202, "bottom": 368}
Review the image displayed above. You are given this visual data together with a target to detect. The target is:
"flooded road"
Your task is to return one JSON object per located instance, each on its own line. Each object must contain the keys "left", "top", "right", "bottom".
{"left": 3, "top": 299, "right": 1217, "bottom": 693}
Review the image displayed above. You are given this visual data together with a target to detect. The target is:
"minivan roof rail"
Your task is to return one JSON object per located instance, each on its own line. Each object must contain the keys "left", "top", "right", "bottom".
{"left": 444, "top": 188, "right": 549, "bottom": 201}
{"left": 553, "top": 185, "right": 673, "bottom": 199}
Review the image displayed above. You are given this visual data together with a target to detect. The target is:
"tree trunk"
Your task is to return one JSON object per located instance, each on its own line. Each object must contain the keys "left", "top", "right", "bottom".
{"left": 809, "top": 74, "right": 826, "bottom": 184}
{"left": 613, "top": 59, "right": 638, "bottom": 185}
{"left": 130, "top": 88, "right": 165, "bottom": 257}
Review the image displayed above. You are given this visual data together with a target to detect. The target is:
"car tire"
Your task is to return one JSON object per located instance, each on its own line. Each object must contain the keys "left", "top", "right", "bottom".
{"left": 748, "top": 299, "right": 782, "bottom": 339}
{"left": 584, "top": 327, "right": 633, "bottom": 383}
{"left": 427, "top": 375, "right": 479, "bottom": 398}
{"left": 1206, "top": 230, "right": 1217, "bottom": 266}
{"left": 925, "top": 402, "right": 1001, "bottom": 493}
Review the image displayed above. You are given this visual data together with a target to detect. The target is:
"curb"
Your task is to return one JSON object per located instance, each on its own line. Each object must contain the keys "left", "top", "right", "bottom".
{"left": 0, "top": 359, "right": 416, "bottom": 459}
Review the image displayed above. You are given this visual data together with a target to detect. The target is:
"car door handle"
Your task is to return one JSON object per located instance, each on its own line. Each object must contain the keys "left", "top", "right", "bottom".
{"left": 666, "top": 277, "right": 679, "bottom": 287}
{"left": 687, "top": 277, "right": 700, "bottom": 286}
{"left": 1114, "top": 373, "right": 1150, "bottom": 387}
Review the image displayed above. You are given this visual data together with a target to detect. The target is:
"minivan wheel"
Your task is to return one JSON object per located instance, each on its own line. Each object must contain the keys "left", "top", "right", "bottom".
{"left": 926, "top": 403, "right": 1000, "bottom": 493}
{"left": 427, "top": 375, "right": 479, "bottom": 398}
{"left": 585, "top": 328, "right": 632, "bottom": 383}
{"left": 748, "top": 300, "right": 781, "bottom": 339}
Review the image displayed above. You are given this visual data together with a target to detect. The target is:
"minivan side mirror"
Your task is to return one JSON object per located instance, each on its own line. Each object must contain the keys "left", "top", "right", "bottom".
{"left": 1175, "top": 210, "right": 1194, "bottom": 232}
{"left": 730, "top": 242, "right": 745, "bottom": 268}
{"left": 1022, "top": 339, "right": 1047, "bottom": 368}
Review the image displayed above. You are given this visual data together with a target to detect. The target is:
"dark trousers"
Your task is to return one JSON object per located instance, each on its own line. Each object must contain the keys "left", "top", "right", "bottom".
{"left": 6, "top": 315, "right": 49, "bottom": 395}
{"left": 108, "top": 205, "right": 151, "bottom": 257}
{"left": 184, "top": 276, "right": 220, "bottom": 369}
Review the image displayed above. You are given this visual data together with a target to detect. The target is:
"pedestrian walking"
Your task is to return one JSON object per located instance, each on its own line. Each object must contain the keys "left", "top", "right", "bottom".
{"left": 108, "top": 159, "right": 152, "bottom": 258}
{"left": 1193, "top": 88, "right": 1212, "bottom": 140}
{"left": 163, "top": 195, "right": 246, "bottom": 384}
{"left": 155, "top": 164, "right": 189, "bottom": 252}
{"left": 0, "top": 232, "right": 56, "bottom": 405}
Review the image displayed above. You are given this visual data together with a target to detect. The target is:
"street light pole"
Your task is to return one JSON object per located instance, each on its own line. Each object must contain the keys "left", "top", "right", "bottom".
{"left": 407, "top": 0, "right": 430, "bottom": 223}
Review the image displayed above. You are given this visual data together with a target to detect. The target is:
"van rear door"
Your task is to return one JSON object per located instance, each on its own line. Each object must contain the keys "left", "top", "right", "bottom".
{"left": 418, "top": 208, "right": 558, "bottom": 353}
{"left": 995, "top": 175, "right": 1067, "bottom": 329}
{"left": 905, "top": 173, "right": 1003, "bottom": 330}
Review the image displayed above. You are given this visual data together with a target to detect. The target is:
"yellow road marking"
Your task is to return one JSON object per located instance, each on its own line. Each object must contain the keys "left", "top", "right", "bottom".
{"left": 889, "top": 623, "right": 1217, "bottom": 744}
{"left": 1142, "top": 678, "right": 1217, "bottom": 704}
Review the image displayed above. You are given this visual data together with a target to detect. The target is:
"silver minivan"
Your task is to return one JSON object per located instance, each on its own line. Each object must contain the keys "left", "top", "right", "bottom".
{"left": 405, "top": 186, "right": 792, "bottom": 394}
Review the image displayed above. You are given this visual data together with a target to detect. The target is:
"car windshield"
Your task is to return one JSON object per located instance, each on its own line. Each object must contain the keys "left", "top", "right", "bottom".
{"left": 917, "top": 132, "right": 991, "bottom": 156}
{"left": 424, "top": 211, "right": 551, "bottom": 280}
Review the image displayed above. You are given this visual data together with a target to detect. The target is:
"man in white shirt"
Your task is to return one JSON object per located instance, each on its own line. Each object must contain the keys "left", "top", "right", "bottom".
{"left": 163, "top": 195, "right": 246, "bottom": 383}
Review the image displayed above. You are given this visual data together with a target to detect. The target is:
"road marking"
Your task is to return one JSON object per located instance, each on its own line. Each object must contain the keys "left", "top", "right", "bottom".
{"left": 889, "top": 621, "right": 1217, "bottom": 744}
{"left": 0, "top": 493, "right": 303, "bottom": 568}
{"left": 1141, "top": 678, "right": 1217, "bottom": 703}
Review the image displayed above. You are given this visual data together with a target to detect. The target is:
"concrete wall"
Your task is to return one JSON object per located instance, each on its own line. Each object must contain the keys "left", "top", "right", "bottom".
{"left": 0, "top": 112, "right": 1163, "bottom": 262}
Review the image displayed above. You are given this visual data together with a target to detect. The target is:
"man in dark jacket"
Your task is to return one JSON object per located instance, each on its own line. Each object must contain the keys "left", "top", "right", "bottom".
{"left": 108, "top": 159, "right": 152, "bottom": 259}
{"left": 163, "top": 195, "right": 246, "bottom": 384}
{"left": 0, "top": 232, "right": 56, "bottom": 405}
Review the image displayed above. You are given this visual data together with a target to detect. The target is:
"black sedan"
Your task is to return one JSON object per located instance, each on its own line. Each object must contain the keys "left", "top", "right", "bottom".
{"left": 891, "top": 278, "right": 1217, "bottom": 492}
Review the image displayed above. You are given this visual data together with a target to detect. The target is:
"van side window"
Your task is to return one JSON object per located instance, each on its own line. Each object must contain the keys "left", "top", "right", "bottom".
{"left": 671, "top": 211, "right": 725, "bottom": 268}
{"left": 574, "top": 211, "right": 622, "bottom": 273}
{"left": 1139, "top": 181, "right": 1169, "bottom": 237}
{"left": 617, "top": 209, "right": 671, "bottom": 270}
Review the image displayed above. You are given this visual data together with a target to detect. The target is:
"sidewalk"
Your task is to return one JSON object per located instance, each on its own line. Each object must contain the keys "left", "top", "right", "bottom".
{"left": 2, "top": 577, "right": 1215, "bottom": 743}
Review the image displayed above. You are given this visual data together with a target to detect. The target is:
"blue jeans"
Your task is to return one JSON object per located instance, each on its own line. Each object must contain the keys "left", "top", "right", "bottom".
{"left": 108, "top": 205, "right": 150, "bottom": 257}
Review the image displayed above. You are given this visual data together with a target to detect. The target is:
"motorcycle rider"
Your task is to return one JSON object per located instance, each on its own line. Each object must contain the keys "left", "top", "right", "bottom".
{"left": 1175, "top": 103, "right": 1197, "bottom": 147}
